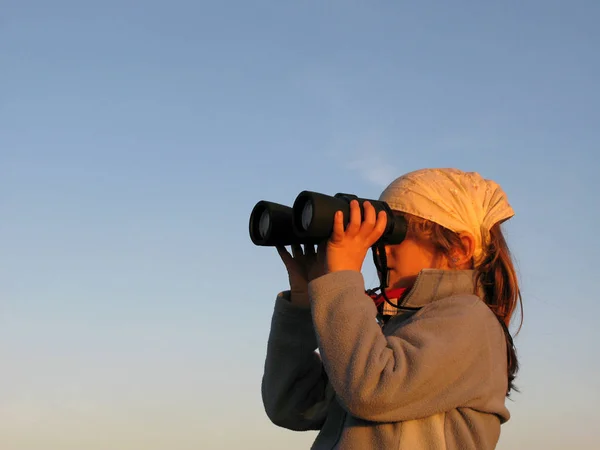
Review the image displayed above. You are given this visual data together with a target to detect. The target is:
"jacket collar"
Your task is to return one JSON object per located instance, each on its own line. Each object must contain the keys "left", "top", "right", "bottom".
{"left": 385, "top": 269, "right": 478, "bottom": 314}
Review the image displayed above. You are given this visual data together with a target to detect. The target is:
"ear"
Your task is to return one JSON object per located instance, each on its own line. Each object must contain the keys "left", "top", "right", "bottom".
{"left": 451, "top": 233, "right": 476, "bottom": 268}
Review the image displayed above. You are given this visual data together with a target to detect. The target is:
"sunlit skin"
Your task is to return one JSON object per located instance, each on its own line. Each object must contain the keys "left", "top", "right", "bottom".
{"left": 381, "top": 233, "right": 443, "bottom": 289}
{"left": 277, "top": 200, "right": 475, "bottom": 307}
{"left": 381, "top": 228, "right": 476, "bottom": 290}
{"left": 325, "top": 200, "right": 475, "bottom": 283}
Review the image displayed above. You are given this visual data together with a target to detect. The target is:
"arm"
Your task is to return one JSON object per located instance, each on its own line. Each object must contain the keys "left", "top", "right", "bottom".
{"left": 261, "top": 291, "right": 332, "bottom": 431}
{"left": 308, "top": 271, "right": 508, "bottom": 423}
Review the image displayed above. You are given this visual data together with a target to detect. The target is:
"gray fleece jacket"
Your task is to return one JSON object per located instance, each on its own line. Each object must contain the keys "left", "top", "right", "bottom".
{"left": 262, "top": 269, "right": 510, "bottom": 449}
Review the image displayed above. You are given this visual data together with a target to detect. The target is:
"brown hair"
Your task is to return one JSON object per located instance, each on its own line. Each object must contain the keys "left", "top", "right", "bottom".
{"left": 405, "top": 214, "right": 522, "bottom": 396}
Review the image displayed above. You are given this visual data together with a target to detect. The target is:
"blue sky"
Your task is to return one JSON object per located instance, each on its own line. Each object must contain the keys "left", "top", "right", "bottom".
{"left": 1, "top": 1, "right": 599, "bottom": 449}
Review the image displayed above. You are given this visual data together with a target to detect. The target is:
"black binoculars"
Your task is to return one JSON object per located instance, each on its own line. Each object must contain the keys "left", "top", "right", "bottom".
{"left": 249, "top": 191, "right": 407, "bottom": 247}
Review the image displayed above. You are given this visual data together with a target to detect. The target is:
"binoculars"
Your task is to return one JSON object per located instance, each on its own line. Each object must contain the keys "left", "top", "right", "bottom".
{"left": 249, "top": 191, "right": 407, "bottom": 247}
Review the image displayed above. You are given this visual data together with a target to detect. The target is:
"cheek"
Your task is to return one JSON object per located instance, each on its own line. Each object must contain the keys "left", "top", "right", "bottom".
{"left": 389, "top": 241, "right": 437, "bottom": 274}
{"left": 388, "top": 245, "right": 413, "bottom": 272}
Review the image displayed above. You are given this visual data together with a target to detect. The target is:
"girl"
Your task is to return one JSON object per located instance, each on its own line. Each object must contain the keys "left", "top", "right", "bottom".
{"left": 262, "top": 168, "right": 521, "bottom": 449}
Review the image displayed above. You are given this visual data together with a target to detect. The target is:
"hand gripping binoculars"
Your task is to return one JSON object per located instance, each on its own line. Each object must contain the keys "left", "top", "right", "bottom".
{"left": 249, "top": 191, "right": 408, "bottom": 247}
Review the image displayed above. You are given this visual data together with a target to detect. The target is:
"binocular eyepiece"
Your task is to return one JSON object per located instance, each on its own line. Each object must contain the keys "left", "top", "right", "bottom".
{"left": 249, "top": 191, "right": 407, "bottom": 247}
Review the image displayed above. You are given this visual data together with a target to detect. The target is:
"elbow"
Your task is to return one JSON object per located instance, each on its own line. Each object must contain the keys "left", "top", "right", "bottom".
{"left": 262, "top": 394, "right": 292, "bottom": 428}
{"left": 261, "top": 382, "right": 286, "bottom": 426}
{"left": 263, "top": 404, "right": 292, "bottom": 429}
{"left": 262, "top": 386, "right": 328, "bottom": 431}
{"left": 261, "top": 382, "right": 312, "bottom": 431}
{"left": 263, "top": 403, "right": 317, "bottom": 431}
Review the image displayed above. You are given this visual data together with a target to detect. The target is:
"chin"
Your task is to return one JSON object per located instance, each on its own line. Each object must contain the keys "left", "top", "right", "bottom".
{"left": 381, "top": 268, "right": 398, "bottom": 288}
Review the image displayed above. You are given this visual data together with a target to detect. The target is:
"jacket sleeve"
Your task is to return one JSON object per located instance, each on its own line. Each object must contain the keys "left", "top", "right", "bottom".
{"left": 307, "top": 271, "right": 508, "bottom": 423}
{"left": 261, "top": 291, "right": 332, "bottom": 431}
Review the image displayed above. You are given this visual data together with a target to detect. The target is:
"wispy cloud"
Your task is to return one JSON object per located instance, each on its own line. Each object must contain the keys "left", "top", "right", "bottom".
{"left": 290, "top": 67, "right": 399, "bottom": 189}
{"left": 343, "top": 154, "right": 398, "bottom": 188}
{"left": 329, "top": 133, "right": 399, "bottom": 188}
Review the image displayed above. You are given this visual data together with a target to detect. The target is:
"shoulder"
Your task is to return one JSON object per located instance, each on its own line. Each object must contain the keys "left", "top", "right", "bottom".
{"left": 419, "top": 293, "right": 499, "bottom": 323}
{"left": 393, "top": 294, "right": 505, "bottom": 346}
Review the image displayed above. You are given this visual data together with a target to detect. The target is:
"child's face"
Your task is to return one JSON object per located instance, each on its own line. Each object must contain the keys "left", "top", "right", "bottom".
{"left": 381, "top": 230, "right": 450, "bottom": 289}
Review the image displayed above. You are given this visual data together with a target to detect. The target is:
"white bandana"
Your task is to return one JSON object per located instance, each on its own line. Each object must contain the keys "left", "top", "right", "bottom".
{"left": 379, "top": 168, "right": 514, "bottom": 264}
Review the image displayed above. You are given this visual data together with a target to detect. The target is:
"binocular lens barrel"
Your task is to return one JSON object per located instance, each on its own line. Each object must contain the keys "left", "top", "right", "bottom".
{"left": 301, "top": 201, "right": 313, "bottom": 231}
{"left": 249, "top": 191, "right": 407, "bottom": 247}
{"left": 258, "top": 210, "right": 270, "bottom": 239}
{"left": 293, "top": 191, "right": 349, "bottom": 238}
{"left": 249, "top": 201, "right": 296, "bottom": 246}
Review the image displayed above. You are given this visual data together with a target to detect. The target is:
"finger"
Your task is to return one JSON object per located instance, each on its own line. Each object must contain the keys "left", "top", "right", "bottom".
{"left": 304, "top": 244, "right": 316, "bottom": 263}
{"left": 316, "top": 241, "right": 327, "bottom": 255}
{"left": 345, "top": 200, "right": 361, "bottom": 236}
{"left": 276, "top": 246, "right": 293, "bottom": 264}
{"left": 366, "top": 211, "right": 388, "bottom": 246}
{"left": 358, "top": 201, "right": 377, "bottom": 239}
{"left": 316, "top": 241, "right": 327, "bottom": 263}
{"left": 330, "top": 210, "right": 345, "bottom": 244}
{"left": 291, "top": 244, "right": 303, "bottom": 259}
